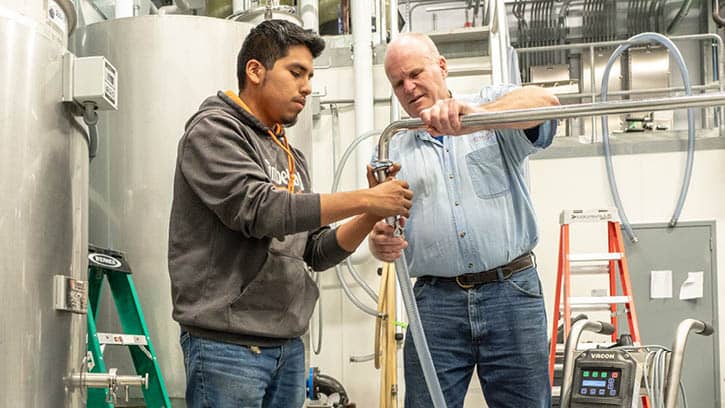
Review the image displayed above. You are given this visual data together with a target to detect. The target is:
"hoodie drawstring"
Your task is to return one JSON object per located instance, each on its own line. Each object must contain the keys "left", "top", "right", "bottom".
{"left": 224, "top": 90, "right": 297, "bottom": 193}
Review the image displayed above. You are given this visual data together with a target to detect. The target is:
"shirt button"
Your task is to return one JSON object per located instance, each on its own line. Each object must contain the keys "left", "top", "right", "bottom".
{"left": 445, "top": 149, "right": 450, "bottom": 153}
{"left": 455, "top": 201, "right": 460, "bottom": 206}
{"left": 468, "top": 263, "right": 474, "bottom": 268}
{"left": 459, "top": 231, "right": 466, "bottom": 238}
{"left": 449, "top": 174, "right": 454, "bottom": 179}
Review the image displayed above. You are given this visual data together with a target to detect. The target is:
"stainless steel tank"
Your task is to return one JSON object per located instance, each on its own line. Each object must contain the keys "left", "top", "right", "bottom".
{"left": 0, "top": 0, "right": 87, "bottom": 407}
{"left": 72, "top": 15, "right": 314, "bottom": 404}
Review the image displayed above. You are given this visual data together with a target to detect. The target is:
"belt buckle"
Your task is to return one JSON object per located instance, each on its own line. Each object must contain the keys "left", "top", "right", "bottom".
{"left": 455, "top": 276, "right": 475, "bottom": 289}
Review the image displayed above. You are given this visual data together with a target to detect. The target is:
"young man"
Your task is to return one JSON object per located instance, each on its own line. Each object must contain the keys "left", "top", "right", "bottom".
{"left": 168, "top": 20, "right": 413, "bottom": 408}
{"left": 369, "top": 33, "right": 560, "bottom": 407}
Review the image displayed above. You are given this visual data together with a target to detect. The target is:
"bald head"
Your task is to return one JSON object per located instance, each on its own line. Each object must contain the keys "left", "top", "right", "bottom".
{"left": 384, "top": 33, "right": 440, "bottom": 70}
{"left": 384, "top": 33, "right": 449, "bottom": 117}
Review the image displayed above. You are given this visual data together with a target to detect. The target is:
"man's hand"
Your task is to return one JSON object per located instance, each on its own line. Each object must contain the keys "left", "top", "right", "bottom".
{"left": 365, "top": 179, "right": 413, "bottom": 218}
{"left": 419, "top": 98, "right": 478, "bottom": 136}
{"left": 366, "top": 163, "right": 402, "bottom": 188}
{"left": 369, "top": 219, "right": 408, "bottom": 262}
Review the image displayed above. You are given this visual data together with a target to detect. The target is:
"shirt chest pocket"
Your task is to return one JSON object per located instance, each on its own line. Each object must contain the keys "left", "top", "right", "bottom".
{"left": 464, "top": 144, "right": 510, "bottom": 199}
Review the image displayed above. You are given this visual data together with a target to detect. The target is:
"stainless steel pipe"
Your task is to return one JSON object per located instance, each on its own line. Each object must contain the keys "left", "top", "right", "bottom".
{"left": 67, "top": 371, "right": 148, "bottom": 389}
{"left": 664, "top": 319, "right": 714, "bottom": 408}
{"left": 375, "top": 92, "right": 725, "bottom": 162}
{"left": 559, "top": 320, "right": 615, "bottom": 408}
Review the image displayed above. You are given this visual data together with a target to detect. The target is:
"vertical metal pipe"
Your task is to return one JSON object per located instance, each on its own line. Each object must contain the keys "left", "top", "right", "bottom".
{"left": 352, "top": 0, "right": 375, "bottom": 189}
{"left": 589, "top": 44, "right": 596, "bottom": 143}
{"left": 664, "top": 319, "right": 714, "bottom": 408}
{"left": 389, "top": 0, "right": 401, "bottom": 122}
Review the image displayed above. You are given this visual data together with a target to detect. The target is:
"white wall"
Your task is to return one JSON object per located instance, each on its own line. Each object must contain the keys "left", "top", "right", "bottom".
{"left": 309, "top": 60, "right": 725, "bottom": 407}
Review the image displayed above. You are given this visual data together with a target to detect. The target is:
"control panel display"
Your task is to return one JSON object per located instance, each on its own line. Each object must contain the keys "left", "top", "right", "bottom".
{"left": 576, "top": 368, "right": 622, "bottom": 397}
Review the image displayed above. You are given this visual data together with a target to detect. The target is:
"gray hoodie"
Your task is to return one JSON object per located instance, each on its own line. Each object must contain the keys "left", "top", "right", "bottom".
{"left": 168, "top": 92, "right": 350, "bottom": 346}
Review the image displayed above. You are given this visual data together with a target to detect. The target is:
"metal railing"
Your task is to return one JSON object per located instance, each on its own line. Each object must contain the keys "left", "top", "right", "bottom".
{"left": 375, "top": 92, "right": 725, "bottom": 162}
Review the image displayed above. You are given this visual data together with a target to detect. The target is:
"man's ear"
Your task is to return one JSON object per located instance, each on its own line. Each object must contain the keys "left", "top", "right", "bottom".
{"left": 246, "top": 59, "right": 266, "bottom": 86}
{"left": 438, "top": 55, "right": 448, "bottom": 79}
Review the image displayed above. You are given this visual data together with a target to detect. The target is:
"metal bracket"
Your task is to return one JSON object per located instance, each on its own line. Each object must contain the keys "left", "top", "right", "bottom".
{"left": 53, "top": 275, "right": 88, "bottom": 314}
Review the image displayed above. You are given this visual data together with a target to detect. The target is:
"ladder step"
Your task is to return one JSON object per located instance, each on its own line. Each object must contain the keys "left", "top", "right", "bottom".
{"left": 96, "top": 333, "right": 148, "bottom": 346}
{"left": 570, "top": 263, "right": 610, "bottom": 274}
{"left": 569, "top": 253, "right": 622, "bottom": 262}
{"left": 552, "top": 385, "right": 561, "bottom": 397}
{"left": 569, "top": 296, "right": 630, "bottom": 305}
{"left": 560, "top": 209, "right": 618, "bottom": 225}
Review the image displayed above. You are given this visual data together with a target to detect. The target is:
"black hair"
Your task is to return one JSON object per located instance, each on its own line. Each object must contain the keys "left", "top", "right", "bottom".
{"left": 237, "top": 19, "right": 325, "bottom": 90}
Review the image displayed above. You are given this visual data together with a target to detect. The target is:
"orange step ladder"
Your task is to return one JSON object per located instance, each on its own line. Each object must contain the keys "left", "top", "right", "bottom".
{"left": 548, "top": 209, "right": 646, "bottom": 406}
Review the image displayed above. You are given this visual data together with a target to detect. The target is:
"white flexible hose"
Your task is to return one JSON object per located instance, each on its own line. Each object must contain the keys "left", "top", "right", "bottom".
{"left": 599, "top": 32, "right": 696, "bottom": 242}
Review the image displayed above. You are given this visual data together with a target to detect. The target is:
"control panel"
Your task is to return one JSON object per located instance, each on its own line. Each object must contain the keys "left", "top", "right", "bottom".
{"left": 569, "top": 349, "right": 641, "bottom": 408}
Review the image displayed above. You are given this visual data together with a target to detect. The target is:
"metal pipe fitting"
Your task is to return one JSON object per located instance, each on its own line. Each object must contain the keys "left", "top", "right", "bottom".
{"left": 664, "top": 319, "right": 714, "bottom": 408}
{"left": 559, "top": 320, "right": 615, "bottom": 408}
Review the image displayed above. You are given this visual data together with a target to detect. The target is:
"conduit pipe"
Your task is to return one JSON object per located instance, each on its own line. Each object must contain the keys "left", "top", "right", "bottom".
{"left": 373, "top": 91, "right": 725, "bottom": 408}
{"left": 666, "top": 0, "right": 694, "bottom": 34}
{"left": 600, "top": 32, "right": 695, "bottom": 243}
{"left": 714, "top": 0, "right": 725, "bottom": 28}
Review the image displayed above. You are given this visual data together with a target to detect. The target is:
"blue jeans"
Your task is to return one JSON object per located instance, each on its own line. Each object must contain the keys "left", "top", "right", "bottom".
{"left": 404, "top": 266, "right": 551, "bottom": 408}
{"left": 180, "top": 332, "right": 306, "bottom": 408}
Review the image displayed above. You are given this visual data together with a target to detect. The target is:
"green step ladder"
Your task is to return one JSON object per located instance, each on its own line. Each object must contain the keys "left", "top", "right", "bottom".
{"left": 87, "top": 245, "right": 172, "bottom": 407}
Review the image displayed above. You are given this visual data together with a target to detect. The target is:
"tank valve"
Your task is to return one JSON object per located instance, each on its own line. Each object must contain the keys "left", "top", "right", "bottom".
{"left": 66, "top": 367, "right": 148, "bottom": 404}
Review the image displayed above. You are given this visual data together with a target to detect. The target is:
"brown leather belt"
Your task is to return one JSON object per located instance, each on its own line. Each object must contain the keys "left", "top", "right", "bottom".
{"left": 418, "top": 252, "right": 535, "bottom": 289}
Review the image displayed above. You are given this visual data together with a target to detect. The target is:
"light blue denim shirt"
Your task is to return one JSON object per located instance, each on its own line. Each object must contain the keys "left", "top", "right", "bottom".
{"left": 375, "top": 85, "right": 556, "bottom": 278}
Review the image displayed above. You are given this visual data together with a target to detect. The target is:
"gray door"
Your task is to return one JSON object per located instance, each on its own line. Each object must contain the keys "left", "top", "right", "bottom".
{"left": 624, "top": 222, "right": 719, "bottom": 407}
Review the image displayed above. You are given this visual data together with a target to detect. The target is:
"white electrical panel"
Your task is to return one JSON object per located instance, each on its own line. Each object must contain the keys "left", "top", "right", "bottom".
{"left": 63, "top": 53, "right": 118, "bottom": 110}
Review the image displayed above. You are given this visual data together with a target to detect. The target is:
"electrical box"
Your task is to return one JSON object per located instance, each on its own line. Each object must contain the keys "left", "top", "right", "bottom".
{"left": 62, "top": 52, "right": 118, "bottom": 110}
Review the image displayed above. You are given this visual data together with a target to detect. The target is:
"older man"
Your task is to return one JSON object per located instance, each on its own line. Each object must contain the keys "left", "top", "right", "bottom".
{"left": 369, "top": 32, "right": 559, "bottom": 407}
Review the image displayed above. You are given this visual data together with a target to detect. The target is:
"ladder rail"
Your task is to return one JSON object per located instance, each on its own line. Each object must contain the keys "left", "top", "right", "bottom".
{"left": 87, "top": 253, "right": 172, "bottom": 408}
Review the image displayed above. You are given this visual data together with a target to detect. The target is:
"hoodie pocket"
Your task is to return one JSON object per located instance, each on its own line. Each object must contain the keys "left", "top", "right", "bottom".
{"left": 228, "top": 249, "right": 319, "bottom": 338}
